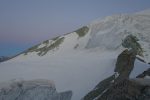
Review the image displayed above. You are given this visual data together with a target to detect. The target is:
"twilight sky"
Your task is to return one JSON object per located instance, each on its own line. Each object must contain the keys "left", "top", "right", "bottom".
{"left": 0, "top": 0, "right": 150, "bottom": 56}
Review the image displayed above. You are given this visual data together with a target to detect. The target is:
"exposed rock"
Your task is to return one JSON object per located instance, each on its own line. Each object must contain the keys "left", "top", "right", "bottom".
{"left": 75, "top": 26, "right": 89, "bottom": 37}
{"left": 83, "top": 75, "right": 115, "bottom": 100}
{"left": 24, "top": 37, "right": 64, "bottom": 56}
{"left": 115, "top": 49, "right": 136, "bottom": 78}
{"left": 0, "top": 56, "right": 9, "bottom": 62}
{"left": 0, "top": 79, "right": 72, "bottom": 100}
{"left": 97, "top": 79, "right": 150, "bottom": 100}
{"left": 136, "top": 68, "right": 150, "bottom": 78}
{"left": 83, "top": 49, "right": 150, "bottom": 100}
{"left": 131, "top": 79, "right": 150, "bottom": 86}
{"left": 122, "top": 34, "right": 143, "bottom": 56}
{"left": 83, "top": 78, "right": 150, "bottom": 100}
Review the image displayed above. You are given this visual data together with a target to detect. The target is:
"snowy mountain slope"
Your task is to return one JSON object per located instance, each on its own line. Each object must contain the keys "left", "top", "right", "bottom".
{"left": 87, "top": 12, "right": 150, "bottom": 62}
{"left": 0, "top": 50, "right": 117, "bottom": 100}
{"left": 0, "top": 9, "right": 150, "bottom": 100}
{"left": 20, "top": 9, "right": 150, "bottom": 62}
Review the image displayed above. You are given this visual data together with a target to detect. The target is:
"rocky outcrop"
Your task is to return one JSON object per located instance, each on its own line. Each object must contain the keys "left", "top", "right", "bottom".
{"left": 115, "top": 49, "right": 136, "bottom": 78}
{"left": 96, "top": 79, "right": 150, "bottom": 100}
{"left": 24, "top": 37, "right": 64, "bottom": 56}
{"left": 122, "top": 34, "right": 143, "bottom": 56}
{"left": 83, "top": 75, "right": 115, "bottom": 100}
{"left": 137, "top": 68, "right": 150, "bottom": 78}
{"left": 0, "top": 56, "right": 9, "bottom": 62}
{"left": 83, "top": 50, "right": 150, "bottom": 100}
{"left": 0, "top": 79, "right": 72, "bottom": 100}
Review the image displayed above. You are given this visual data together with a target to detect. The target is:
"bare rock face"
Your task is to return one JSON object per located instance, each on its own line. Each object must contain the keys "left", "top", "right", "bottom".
{"left": 83, "top": 77, "right": 150, "bottom": 100}
{"left": 83, "top": 50, "right": 150, "bottom": 100}
{"left": 83, "top": 75, "right": 115, "bottom": 100}
{"left": 0, "top": 79, "right": 72, "bottom": 100}
{"left": 115, "top": 49, "right": 136, "bottom": 78}
{"left": 97, "top": 79, "right": 150, "bottom": 100}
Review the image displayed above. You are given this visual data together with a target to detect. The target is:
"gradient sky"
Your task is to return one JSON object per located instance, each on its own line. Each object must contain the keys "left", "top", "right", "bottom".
{"left": 0, "top": 0, "right": 150, "bottom": 56}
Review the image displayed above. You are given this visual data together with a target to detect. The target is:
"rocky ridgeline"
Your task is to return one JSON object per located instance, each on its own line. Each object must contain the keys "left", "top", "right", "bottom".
{"left": 83, "top": 49, "right": 150, "bottom": 100}
{"left": 0, "top": 79, "right": 72, "bottom": 100}
{"left": 0, "top": 56, "right": 9, "bottom": 62}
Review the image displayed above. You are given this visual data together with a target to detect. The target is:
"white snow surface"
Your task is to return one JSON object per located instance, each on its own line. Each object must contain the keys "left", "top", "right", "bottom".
{"left": 88, "top": 12, "right": 150, "bottom": 62}
{"left": 0, "top": 50, "right": 117, "bottom": 100}
{"left": 1, "top": 49, "right": 149, "bottom": 100}
{"left": 0, "top": 9, "right": 150, "bottom": 100}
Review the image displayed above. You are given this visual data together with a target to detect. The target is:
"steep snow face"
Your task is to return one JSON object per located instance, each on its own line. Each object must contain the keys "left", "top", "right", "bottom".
{"left": 0, "top": 10, "right": 150, "bottom": 100}
{"left": 87, "top": 13, "right": 150, "bottom": 62}
{"left": 18, "top": 10, "right": 150, "bottom": 62}
{"left": 23, "top": 10, "right": 150, "bottom": 62}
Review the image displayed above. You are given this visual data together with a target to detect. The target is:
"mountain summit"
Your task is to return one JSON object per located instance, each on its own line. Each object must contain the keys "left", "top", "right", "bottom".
{"left": 0, "top": 9, "right": 150, "bottom": 100}
{"left": 21, "top": 9, "right": 150, "bottom": 63}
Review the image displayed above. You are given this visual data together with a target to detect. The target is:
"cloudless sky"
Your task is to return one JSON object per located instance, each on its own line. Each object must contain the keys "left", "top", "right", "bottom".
{"left": 0, "top": 0, "right": 150, "bottom": 56}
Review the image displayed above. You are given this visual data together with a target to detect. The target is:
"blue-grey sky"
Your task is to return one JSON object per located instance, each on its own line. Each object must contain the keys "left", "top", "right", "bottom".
{"left": 0, "top": 0, "right": 150, "bottom": 56}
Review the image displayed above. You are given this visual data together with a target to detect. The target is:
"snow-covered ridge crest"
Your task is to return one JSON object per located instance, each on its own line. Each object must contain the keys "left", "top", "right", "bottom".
{"left": 20, "top": 9, "right": 150, "bottom": 63}
{"left": 86, "top": 10, "right": 150, "bottom": 63}
{"left": 23, "top": 26, "right": 90, "bottom": 56}
{"left": 135, "top": 9, "right": 150, "bottom": 15}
